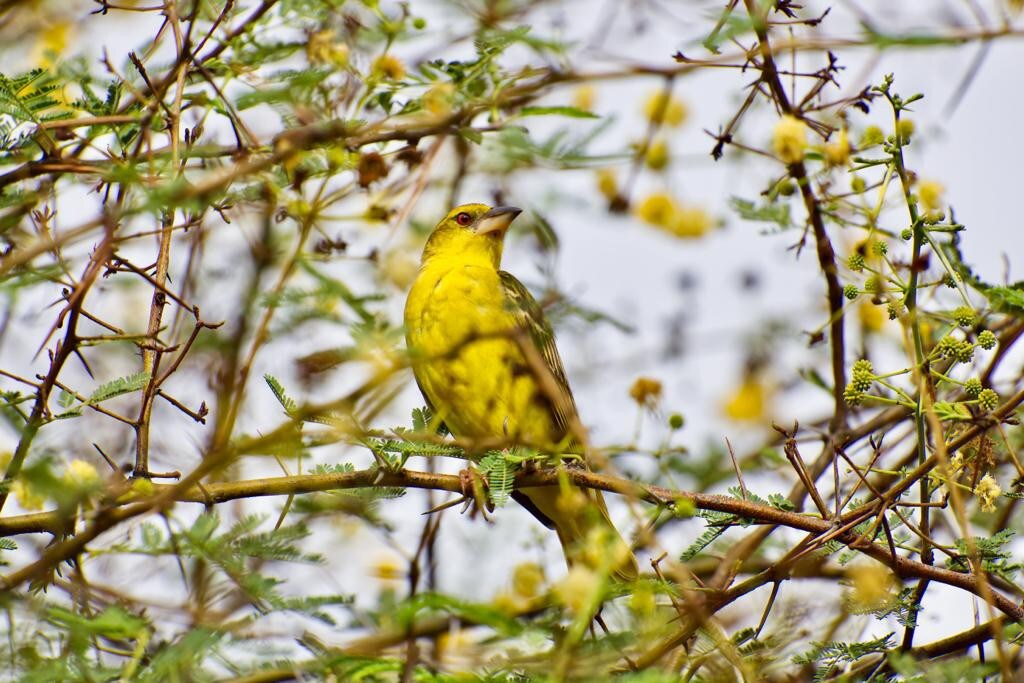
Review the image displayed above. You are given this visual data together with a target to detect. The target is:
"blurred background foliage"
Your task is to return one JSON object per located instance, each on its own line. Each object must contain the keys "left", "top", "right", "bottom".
{"left": 1, "top": 0, "right": 1024, "bottom": 680}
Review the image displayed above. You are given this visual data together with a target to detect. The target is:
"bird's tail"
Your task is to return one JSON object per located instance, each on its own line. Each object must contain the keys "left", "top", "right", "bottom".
{"left": 518, "top": 485, "right": 638, "bottom": 582}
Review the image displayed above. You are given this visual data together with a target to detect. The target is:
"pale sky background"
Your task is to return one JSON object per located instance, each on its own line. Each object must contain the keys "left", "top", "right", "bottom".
{"left": 2, "top": 0, "right": 1023, "bottom": 662}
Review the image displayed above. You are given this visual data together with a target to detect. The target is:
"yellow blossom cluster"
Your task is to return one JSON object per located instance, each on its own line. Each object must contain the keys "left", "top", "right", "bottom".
{"left": 629, "top": 376, "right": 663, "bottom": 408}
{"left": 635, "top": 193, "right": 714, "bottom": 239}
{"left": 643, "top": 91, "right": 688, "bottom": 127}
{"left": 306, "top": 29, "right": 349, "bottom": 67}
{"left": 772, "top": 115, "right": 808, "bottom": 164}
{"left": 372, "top": 53, "right": 406, "bottom": 81}
{"left": 974, "top": 473, "right": 1001, "bottom": 513}
{"left": 723, "top": 375, "right": 767, "bottom": 421}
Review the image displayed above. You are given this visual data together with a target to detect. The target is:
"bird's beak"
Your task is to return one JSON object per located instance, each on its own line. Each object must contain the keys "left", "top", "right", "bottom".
{"left": 475, "top": 206, "right": 522, "bottom": 236}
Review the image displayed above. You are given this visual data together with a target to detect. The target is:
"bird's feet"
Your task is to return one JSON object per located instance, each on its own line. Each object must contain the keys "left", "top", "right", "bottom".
{"left": 459, "top": 466, "right": 494, "bottom": 520}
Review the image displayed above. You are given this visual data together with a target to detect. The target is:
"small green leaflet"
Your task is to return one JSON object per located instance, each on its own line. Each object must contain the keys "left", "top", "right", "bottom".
{"left": 53, "top": 371, "right": 151, "bottom": 419}
{"left": 265, "top": 373, "right": 298, "bottom": 414}
{"left": 478, "top": 450, "right": 517, "bottom": 506}
{"left": 518, "top": 106, "right": 599, "bottom": 119}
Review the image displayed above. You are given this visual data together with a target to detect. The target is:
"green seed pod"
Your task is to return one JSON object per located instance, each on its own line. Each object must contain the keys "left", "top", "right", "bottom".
{"left": 978, "top": 388, "right": 998, "bottom": 412}
{"left": 952, "top": 306, "right": 976, "bottom": 328}
{"left": 954, "top": 340, "right": 975, "bottom": 364}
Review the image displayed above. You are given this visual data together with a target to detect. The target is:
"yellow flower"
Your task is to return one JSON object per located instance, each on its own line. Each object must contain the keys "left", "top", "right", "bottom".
{"left": 372, "top": 53, "right": 406, "bottom": 81}
{"left": 723, "top": 376, "right": 766, "bottom": 421}
{"left": 572, "top": 85, "right": 596, "bottom": 111}
{"left": 436, "top": 629, "right": 473, "bottom": 657}
{"left": 380, "top": 249, "right": 419, "bottom": 290}
{"left": 634, "top": 192, "right": 676, "bottom": 228}
{"left": 974, "top": 474, "right": 1001, "bottom": 512}
{"left": 371, "top": 554, "right": 405, "bottom": 582}
{"left": 896, "top": 118, "right": 915, "bottom": 143}
{"left": 858, "top": 301, "right": 886, "bottom": 333}
{"left": 596, "top": 168, "right": 618, "bottom": 200}
{"left": 65, "top": 459, "right": 101, "bottom": 486}
{"left": 644, "top": 138, "right": 670, "bottom": 171}
{"left": 511, "top": 562, "right": 545, "bottom": 598}
{"left": 306, "top": 29, "right": 349, "bottom": 67}
{"left": 949, "top": 452, "right": 965, "bottom": 475}
{"left": 643, "top": 91, "right": 688, "bottom": 127}
{"left": 668, "top": 205, "right": 713, "bottom": 238}
{"left": 422, "top": 82, "right": 456, "bottom": 117}
{"left": 859, "top": 125, "right": 884, "bottom": 148}
{"left": 917, "top": 179, "right": 944, "bottom": 213}
{"left": 772, "top": 115, "right": 808, "bottom": 164}
{"left": 629, "top": 376, "right": 663, "bottom": 407}
{"left": 492, "top": 590, "right": 528, "bottom": 615}
{"left": 824, "top": 128, "right": 851, "bottom": 166}
{"left": 582, "top": 525, "right": 632, "bottom": 574}
{"left": 629, "top": 583, "right": 657, "bottom": 618}
{"left": 34, "top": 21, "right": 73, "bottom": 68}
{"left": 553, "top": 565, "right": 601, "bottom": 614}
{"left": 847, "top": 561, "right": 898, "bottom": 611}
{"left": 13, "top": 480, "right": 45, "bottom": 511}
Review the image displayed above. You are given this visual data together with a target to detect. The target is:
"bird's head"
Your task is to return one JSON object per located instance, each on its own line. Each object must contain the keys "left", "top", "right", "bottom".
{"left": 421, "top": 203, "right": 522, "bottom": 268}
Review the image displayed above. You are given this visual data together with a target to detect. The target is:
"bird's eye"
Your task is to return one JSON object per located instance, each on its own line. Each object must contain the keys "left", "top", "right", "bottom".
{"left": 455, "top": 212, "right": 472, "bottom": 226}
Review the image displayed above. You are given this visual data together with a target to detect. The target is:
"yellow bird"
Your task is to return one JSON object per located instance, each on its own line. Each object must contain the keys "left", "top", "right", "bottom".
{"left": 404, "top": 203, "right": 637, "bottom": 581}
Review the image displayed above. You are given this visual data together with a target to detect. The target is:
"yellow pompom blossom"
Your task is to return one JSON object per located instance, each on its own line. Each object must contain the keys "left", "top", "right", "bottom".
{"left": 492, "top": 590, "right": 526, "bottom": 614}
{"left": 422, "top": 82, "right": 456, "bottom": 117}
{"left": 636, "top": 192, "right": 714, "bottom": 239}
{"left": 553, "top": 565, "right": 601, "bottom": 614}
{"left": 34, "top": 21, "right": 73, "bottom": 68}
{"left": 380, "top": 249, "right": 420, "bottom": 290}
{"left": 917, "top": 179, "right": 945, "bottom": 214}
{"left": 306, "top": 29, "right": 349, "bottom": 67}
{"left": 511, "top": 562, "right": 545, "bottom": 598}
{"left": 635, "top": 192, "right": 676, "bottom": 228}
{"left": 371, "top": 554, "right": 405, "bottom": 583}
{"left": 858, "top": 301, "right": 887, "bottom": 333}
{"left": 582, "top": 526, "right": 633, "bottom": 574}
{"left": 372, "top": 53, "right": 406, "bottom": 81}
{"left": 723, "top": 375, "right": 767, "bottom": 421}
{"left": 643, "top": 91, "right": 688, "bottom": 127}
{"left": 974, "top": 474, "right": 1001, "bottom": 512}
{"left": 772, "top": 115, "right": 808, "bottom": 164}
{"left": 668, "top": 205, "right": 713, "bottom": 238}
{"left": 555, "top": 486, "right": 587, "bottom": 516}
{"left": 824, "top": 128, "right": 851, "bottom": 167}
{"left": 629, "top": 376, "right": 663, "bottom": 408}
{"left": 629, "top": 582, "right": 657, "bottom": 618}
{"left": 846, "top": 561, "right": 898, "bottom": 611}
{"left": 572, "top": 85, "right": 596, "bottom": 111}
{"left": 596, "top": 168, "right": 618, "bottom": 200}
{"left": 644, "top": 138, "right": 670, "bottom": 171}
{"left": 64, "top": 459, "right": 102, "bottom": 495}
{"left": 896, "top": 118, "right": 915, "bottom": 143}
{"left": 859, "top": 125, "right": 885, "bottom": 148}
{"left": 12, "top": 480, "right": 45, "bottom": 511}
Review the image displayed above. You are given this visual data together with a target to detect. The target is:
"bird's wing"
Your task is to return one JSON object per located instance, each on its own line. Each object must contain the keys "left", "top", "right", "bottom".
{"left": 498, "top": 271, "right": 579, "bottom": 438}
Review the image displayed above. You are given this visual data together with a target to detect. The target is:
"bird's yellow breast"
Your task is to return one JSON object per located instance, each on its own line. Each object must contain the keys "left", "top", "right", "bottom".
{"left": 404, "top": 257, "right": 560, "bottom": 448}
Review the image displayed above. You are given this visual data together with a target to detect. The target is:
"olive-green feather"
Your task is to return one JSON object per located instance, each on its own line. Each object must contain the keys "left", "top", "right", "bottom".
{"left": 498, "top": 270, "right": 579, "bottom": 448}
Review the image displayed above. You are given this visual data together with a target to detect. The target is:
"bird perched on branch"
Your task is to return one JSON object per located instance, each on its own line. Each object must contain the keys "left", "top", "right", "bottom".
{"left": 404, "top": 203, "right": 638, "bottom": 582}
